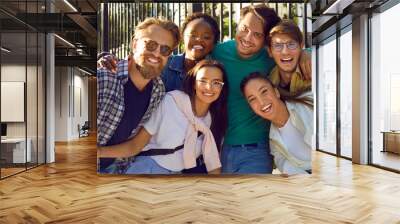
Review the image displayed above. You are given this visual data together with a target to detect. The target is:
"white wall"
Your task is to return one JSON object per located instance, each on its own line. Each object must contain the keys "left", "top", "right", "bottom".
{"left": 1, "top": 63, "right": 46, "bottom": 164}
{"left": 55, "top": 66, "right": 68, "bottom": 141}
{"left": 72, "top": 73, "right": 89, "bottom": 138}
{"left": 54, "top": 66, "right": 89, "bottom": 141}
{"left": 1, "top": 64, "right": 39, "bottom": 138}
{"left": 1, "top": 64, "right": 26, "bottom": 142}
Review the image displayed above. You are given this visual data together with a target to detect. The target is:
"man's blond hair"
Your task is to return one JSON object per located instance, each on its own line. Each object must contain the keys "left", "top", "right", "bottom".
{"left": 132, "top": 17, "right": 180, "bottom": 49}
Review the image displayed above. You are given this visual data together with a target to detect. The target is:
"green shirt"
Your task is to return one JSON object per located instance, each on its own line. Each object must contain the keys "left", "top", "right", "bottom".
{"left": 212, "top": 40, "right": 275, "bottom": 145}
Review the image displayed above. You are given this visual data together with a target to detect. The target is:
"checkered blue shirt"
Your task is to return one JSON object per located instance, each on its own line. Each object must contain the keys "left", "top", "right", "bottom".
{"left": 97, "top": 59, "right": 165, "bottom": 146}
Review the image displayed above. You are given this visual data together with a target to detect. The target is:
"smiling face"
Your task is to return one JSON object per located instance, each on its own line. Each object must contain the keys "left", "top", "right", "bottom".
{"left": 235, "top": 12, "right": 266, "bottom": 59}
{"left": 132, "top": 24, "right": 175, "bottom": 79}
{"left": 268, "top": 33, "right": 303, "bottom": 74}
{"left": 243, "top": 78, "right": 283, "bottom": 121}
{"left": 194, "top": 66, "right": 224, "bottom": 106}
{"left": 183, "top": 18, "right": 215, "bottom": 61}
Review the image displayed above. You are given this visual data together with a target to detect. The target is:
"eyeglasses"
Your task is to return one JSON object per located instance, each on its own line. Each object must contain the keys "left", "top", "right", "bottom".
{"left": 185, "top": 34, "right": 213, "bottom": 41}
{"left": 196, "top": 79, "right": 225, "bottom": 89}
{"left": 140, "top": 39, "right": 173, "bottom": 56}
{"left": 271, "top": 42, "right": 299, "bottom": 52}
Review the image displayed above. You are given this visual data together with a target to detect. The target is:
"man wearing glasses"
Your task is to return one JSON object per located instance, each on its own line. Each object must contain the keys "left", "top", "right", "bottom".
{"left": 267, "top": 20, "right": 311, "bottom": 97}
{"left": 97, "top": 18, "right": 180, "bottom": 173}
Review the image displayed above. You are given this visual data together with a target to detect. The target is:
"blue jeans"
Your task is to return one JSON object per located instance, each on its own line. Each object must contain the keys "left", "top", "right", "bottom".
{"left": 221, "top": 140, "right": 273, "bottom": 174}
{"left": 124, "top": 156, "right": 179, "bottom": 174}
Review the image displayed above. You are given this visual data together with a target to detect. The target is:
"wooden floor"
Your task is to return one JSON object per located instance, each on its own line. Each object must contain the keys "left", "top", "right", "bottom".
{"left": 0, "top": 135, "right": 400, "bottom": 224}
{"left": 0, "top": 167, "right": 26, "bottom": 178}
{"left": 372, "top": 150, "right": 400, "bottom": 171}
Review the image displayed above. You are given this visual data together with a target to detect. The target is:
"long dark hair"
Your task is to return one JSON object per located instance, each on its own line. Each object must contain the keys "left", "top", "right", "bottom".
{"left": 182, "top": 59, "right": 229, "bottom": 151}
{"left": 240, "top": 72, "right": 313, "bottom": 108}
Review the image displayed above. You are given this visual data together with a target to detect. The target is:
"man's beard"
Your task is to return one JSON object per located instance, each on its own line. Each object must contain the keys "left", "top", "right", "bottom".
{"left": 135, "top": 56, "right": 163, "bottom": 80}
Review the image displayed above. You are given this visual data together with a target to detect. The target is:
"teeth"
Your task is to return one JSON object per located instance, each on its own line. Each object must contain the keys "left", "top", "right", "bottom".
{"left": 192, "top": 45, "right": 204, "bottom": 50}
{"left": 261, "top": 104, "right": 272, "bottom": 112}
{"left": 281, "top": 58, "right": 293, "bottom": 62}
{"left": 241, "top": 40, "right": 251, "bottom": 48}
{"left": 147, "top": 58, "right": 159, "bottom": 64}
{"left": 203, "top": 92, "right": 214, "bottom": 96}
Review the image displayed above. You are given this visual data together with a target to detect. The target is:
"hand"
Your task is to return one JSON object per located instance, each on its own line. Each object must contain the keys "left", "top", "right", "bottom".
{"left": 299, "top": 49, "right": 312, "bottom": 80}
{"left": 97, "top": 53, "right": 119, "bottom": 73}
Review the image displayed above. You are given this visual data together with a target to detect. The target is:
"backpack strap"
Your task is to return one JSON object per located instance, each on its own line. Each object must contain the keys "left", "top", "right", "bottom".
{"left": 136, "top": 144, "right": 184, "bottom": 156}
{"left": 135, "top": 132, "right": 203, "bottom": 157}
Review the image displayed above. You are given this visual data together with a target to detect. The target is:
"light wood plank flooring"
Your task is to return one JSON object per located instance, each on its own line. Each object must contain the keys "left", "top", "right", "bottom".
{"left": 372, "top": 150, "right": 400, "bottom": 171}
{"left": 0, "top": 135, "right": 399, "bottom": 224}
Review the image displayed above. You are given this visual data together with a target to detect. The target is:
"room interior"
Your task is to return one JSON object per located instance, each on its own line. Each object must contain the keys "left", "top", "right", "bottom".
{"left": 0, "top": 0, "right": 399, "bottom": 222}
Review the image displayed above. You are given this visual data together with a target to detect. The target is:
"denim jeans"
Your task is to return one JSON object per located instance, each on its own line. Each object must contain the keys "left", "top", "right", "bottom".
{"left": 221, "top": 140, "right": 273, "bottom": 174}
{"left": 124, "top": 156, "right": 179, "bottom": 174}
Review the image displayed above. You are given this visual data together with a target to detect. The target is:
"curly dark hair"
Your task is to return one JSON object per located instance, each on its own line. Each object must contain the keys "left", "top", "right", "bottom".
{"left": 181, "top": 12, "right": 220, "bottom": 44}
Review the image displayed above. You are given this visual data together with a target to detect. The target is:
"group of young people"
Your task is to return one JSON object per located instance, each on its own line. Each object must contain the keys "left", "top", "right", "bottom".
{"left": 97, "top": 4, "right": 313, "bottom": 175}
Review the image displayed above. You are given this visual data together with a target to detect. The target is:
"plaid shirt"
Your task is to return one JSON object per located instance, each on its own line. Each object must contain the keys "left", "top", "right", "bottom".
{"left": 97, "top": 59, "right": 165, "bottom": 146}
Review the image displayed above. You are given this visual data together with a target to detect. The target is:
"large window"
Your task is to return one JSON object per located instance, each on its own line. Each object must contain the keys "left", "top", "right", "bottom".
{"left": 0, "top": 1, "right": 47, "bottom": 179}
{"left": 317, "top": 35, "right": 337, "bottom": 155}
{"left": 339, "top": 26, "right": 352, "bottom": 158}
{"left": 316, "top": 22, "right": 353, "bottom": 160}
{"left": 370, "top": 2, "right": 400, "bottom": 171}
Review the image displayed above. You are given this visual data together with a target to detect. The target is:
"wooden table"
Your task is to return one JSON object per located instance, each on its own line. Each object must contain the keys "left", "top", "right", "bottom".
{"left": 381, "top": 131, "right": 400, "bottom": 154}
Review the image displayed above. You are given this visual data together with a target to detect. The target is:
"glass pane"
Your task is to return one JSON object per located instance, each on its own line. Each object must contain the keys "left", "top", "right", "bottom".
{"left": 1, "top": 31, "right": 27, "bottom": 177}
{"left": 317, "top": 36, "right": 337, "bottom": 154}
{"left": 27, "top": 31, "right": 38, "bottom": 169}
{"left": 27, "top": 0, "right": 40, "bottom": 169}
{"left": 371, "top": 3, "right": 400, "bottom": 171}
{"left": 339, "top": 28, "right": 352, "bottom": 158}
{"left": 38, "top": 32, "right": 45, "bottom": 165}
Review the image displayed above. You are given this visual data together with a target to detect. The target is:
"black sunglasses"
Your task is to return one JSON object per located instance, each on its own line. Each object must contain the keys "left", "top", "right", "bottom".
{"left": 141, "top": 39, "right": 173, "bottom": 56}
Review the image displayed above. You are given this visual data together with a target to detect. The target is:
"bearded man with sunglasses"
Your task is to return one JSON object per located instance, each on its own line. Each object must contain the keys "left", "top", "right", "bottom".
{"left": 97, "top": 18, "right": 180, "bottom": 173}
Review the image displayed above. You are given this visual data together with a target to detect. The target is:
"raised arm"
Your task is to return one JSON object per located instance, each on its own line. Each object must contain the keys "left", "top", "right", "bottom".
{"left": 97, "top": 52, "right": 119, "bottom": 73}
{"left": 97, "top": 127, "right": 152, "bottom": 158}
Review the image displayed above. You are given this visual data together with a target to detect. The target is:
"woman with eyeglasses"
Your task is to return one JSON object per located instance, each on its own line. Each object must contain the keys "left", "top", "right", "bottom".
{"left": 98, "top": 60, "right": 229, "bottom": 174}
